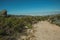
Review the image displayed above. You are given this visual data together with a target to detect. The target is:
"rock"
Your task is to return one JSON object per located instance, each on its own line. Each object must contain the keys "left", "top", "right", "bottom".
{"left": 0, "top": 9, "right": 7, "bottom": 17}
{"left": 20, "top": 36, "right": 27, "bottom": 40}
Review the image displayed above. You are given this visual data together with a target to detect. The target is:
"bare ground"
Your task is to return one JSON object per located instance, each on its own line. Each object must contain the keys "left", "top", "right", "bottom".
{"left": 33, "top": 21, "right": 60, "bottom": 40}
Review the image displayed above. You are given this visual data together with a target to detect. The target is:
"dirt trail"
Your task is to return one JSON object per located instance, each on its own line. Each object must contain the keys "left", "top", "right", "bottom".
{"left": 33, "top": 21, "right": 60, "bottom": 40}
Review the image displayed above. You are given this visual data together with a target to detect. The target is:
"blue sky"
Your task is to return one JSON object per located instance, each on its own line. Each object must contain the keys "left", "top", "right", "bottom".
{"left": 0, "top": 0, "right": 60, "bottom": 15}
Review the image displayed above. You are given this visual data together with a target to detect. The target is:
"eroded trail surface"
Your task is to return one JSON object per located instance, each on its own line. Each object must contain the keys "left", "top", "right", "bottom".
{"left": 33, "top": 21, "right": 60, "bottom": 40}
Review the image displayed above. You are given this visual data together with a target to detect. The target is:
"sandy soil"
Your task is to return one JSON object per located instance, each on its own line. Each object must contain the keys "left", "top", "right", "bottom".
{"left": 33, "top": 21, "right": 60, "bottom": 40}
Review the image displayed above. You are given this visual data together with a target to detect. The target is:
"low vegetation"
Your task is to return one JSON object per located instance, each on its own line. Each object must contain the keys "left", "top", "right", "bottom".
{"left": 0, "top": 10, "right": 44, "bottom": 40}
{"left": 48, "top": 14, "right": 60, "bottom": 26}
{"left": 0, "top": 10, "right": 60, "bottom": 40}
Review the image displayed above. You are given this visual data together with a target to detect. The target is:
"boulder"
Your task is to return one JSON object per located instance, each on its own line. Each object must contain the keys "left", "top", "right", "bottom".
{"left": 0, "top": 9, "right": 7, "bottom": 17}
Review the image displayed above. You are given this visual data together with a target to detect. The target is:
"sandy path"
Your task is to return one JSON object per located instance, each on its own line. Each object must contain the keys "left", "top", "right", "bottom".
{"left": 33, "top": 21, "right": 60, "bottom": 40}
